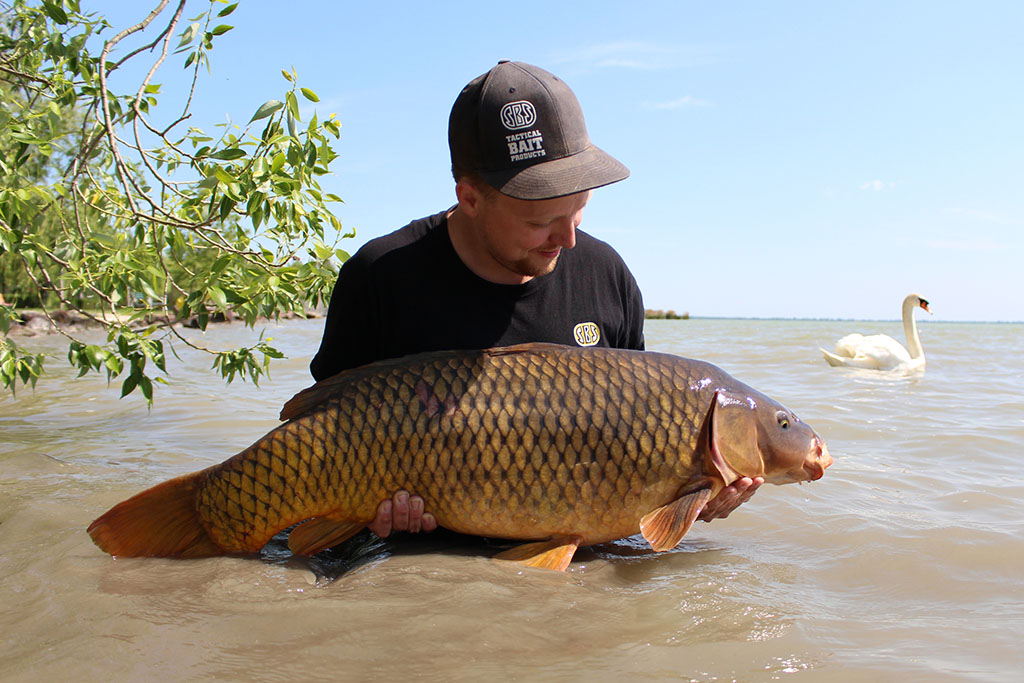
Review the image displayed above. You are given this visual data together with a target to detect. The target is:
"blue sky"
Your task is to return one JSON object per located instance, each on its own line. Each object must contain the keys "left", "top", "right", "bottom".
{"left": 93, "top": 1, "right": 1023, "bottom": 322}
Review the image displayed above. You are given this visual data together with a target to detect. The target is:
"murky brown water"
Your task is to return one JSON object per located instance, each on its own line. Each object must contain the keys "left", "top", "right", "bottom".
{"left": 2, "top": 318, "right": 1022, "bottom": 681}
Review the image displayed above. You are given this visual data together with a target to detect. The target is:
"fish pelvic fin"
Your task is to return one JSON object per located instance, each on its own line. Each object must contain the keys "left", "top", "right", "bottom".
{"left": 287, "top": 516, "right": 365, "bottom": 556}
{"left": 639, "top": 488, "right": 712, "bottom": 552}
{"left": 87, "top": 471, "right": 223, "bottom": 558}
{"left": 493, "top": 535, "right": 582, "bottom": 572}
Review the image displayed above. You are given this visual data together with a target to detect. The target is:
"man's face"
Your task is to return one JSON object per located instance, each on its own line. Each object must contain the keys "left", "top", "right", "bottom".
{"left": 472, "top": 186, "right": 590, "bottom": 280}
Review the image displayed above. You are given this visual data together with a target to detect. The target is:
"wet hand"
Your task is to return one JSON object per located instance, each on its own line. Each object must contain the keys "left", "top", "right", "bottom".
{"left": 698, "top": 476, "right": 763, "bottom": 521}
{"left": 367, "top": 490, "right": 438, "bottom": 538}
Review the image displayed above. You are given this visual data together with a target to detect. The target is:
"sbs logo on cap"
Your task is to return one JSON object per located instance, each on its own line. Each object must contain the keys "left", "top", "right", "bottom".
{"left": 573, "top": 322, "right": 601, "bottom": 347}
{"left": 500, "top": 101, "right": 537, "bottom": 130}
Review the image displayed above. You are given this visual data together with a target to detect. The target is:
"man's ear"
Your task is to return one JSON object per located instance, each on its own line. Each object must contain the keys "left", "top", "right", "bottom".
{"left": 455, "top": 178, "right": 486, "bottom": 218}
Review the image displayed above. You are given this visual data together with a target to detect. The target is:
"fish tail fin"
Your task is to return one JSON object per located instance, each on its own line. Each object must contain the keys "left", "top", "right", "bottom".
{"left": 87, "top": 471, "right": 223, "bottom": 558}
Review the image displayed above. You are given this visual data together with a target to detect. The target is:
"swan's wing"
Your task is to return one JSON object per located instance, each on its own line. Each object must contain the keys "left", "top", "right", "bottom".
{"left": 834, "top": 333, "right": 866, "bottom": 358}
{"left": 822, "top": 347, "right": 864, "bottom": 367}
{"left": 856, "top": 334, "right": 912, "bottom": 367}
{"left": 822, "top": 347, "right": 884, "bottom": 368}
{"left": 827, "top": 333, "right": 911, "bottom": 370}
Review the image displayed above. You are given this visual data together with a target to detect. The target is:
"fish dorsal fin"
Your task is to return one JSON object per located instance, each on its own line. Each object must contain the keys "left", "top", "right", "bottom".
{"left": 484, "top": 342, "right": 572, "bottom": 357}
{"left": 639, "top": 489, "right": 712, "bottom": 552}
{"left": 282, "top": 344, "right": 575, "bottom": 422}
{"left": 492, "top": 535, "right": 582, "bottom": 571}
{"left": 287, "top": 516, "right": 364, "bottom": 556}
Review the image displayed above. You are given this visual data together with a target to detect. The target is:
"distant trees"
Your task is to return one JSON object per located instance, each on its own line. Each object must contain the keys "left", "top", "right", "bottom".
{"left": 645, "top": 309, "right": 689, "bottom": 320}
{"left": 0, "top": 0, "right": 349, "bottom": 402}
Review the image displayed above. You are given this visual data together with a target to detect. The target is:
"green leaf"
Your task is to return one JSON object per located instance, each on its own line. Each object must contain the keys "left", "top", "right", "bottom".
{"left": 41, "top": 1, "right": 69, "bottom": 24}
{"left": 209, "top": 254, "right": 232, "bottom": 277}
{"left": 249, "top": 100, "right": 284, "bottom": 123}
{"left": 218, "top": 3, "right": 239, "bottom": 17}
{"left": 210, "top": 147, "right": 246, "bottom": 160}
{"left": 211, "top": 24, "right": 233, "bottom": 36}
{"left": 286, "top": 91, "right": 300, "bottom": 121}
{"left": 208, "top": 285, "right": 228, "bottom": 310}
{"left": 300, "top": 87, "right": 320, "bottom": 103}
{"left": 213, "top": 166, "right": 238, "bottom": 185}
{"left": 139, "top": 375, "right": 153, "bottom": 402}
{"left": 104, "top": 354, "right": 123, "bottom": 375}
{"left": 120, "top": 373, "right": 137, "bottom": 398}
{"left": 178, "top": 22, "right": 200, "bottom": 48}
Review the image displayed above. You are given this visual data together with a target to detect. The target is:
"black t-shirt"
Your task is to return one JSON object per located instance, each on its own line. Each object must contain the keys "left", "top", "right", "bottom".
{"left": 310, "top": 209, "right": 645, "bottom": 381}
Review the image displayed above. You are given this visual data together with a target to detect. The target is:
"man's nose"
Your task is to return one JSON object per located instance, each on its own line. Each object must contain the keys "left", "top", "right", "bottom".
{"left": 550, "top": 218, "right": 577, "bottom": 249}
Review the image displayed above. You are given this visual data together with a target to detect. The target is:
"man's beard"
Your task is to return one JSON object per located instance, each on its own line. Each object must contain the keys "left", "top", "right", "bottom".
{"left": 503, "top": 250, "right": 560, "bottom": 279}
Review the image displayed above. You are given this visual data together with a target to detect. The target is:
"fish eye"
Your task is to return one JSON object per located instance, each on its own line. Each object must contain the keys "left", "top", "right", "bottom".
{"left": 776, "top": 412, "right": 790, "bottom": 429}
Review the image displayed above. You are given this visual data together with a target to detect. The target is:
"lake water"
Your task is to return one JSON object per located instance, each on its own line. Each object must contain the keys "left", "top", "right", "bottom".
{"left": 2, "top": 317, "right": 1022, "bottom": 681}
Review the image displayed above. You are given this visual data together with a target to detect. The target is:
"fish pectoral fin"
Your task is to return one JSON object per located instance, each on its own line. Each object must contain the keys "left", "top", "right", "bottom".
{"left": 492, "top": 535, "right": 582, "bottom": 572}
{"left": 640, "top": 488, "right": 712, "bottom": 552}
{"left": 287, "top": 516, "right": 364, "bottom": 556}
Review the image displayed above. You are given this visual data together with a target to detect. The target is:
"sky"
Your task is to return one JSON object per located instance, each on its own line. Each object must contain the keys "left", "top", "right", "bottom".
{"left": 91, "top": 1, "right": 1023, "bottom": 322}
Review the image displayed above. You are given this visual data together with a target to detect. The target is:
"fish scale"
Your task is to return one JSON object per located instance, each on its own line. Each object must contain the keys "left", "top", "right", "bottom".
{"left": 88, "top": 343, "right": 832, "bottom": 568}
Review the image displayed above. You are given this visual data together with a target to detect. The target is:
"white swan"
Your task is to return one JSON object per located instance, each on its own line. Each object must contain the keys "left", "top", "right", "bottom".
{"left": 821, "top": 294, "right": 931, "bottom": 371}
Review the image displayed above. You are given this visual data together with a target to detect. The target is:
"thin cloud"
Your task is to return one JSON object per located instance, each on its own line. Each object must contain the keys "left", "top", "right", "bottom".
{"left": 550, "top": 42, "right": 720, "bottom": 71}
{"left": 943, "top": 207, "right": 1008, "bottom": 224}
{"left": 860, "top": 179, "right": 897, "bottom": 192}
{"left": 928, "top": 239, "right": 1005, "bottom": 251}
{"left": 641, "top": 95, "right": 710, "bottom": 110}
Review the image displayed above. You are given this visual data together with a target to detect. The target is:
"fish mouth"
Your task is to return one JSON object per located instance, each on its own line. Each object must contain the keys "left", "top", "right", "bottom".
{"left": 803, "top": 438, "right": 833, "bottom": 481}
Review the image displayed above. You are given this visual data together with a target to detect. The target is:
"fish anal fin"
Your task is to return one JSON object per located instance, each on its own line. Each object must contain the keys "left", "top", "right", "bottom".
{"left": 287, "top": 515, "right": 365, "bottom": 556}
{"left": 493, "top": 535, "right": 582, "bottom": 571}
{"left": 640, "top": 489, "right": 712, "bottom": 552}
{"left": 88, "top": 470, "right": 223, "bottom": 558}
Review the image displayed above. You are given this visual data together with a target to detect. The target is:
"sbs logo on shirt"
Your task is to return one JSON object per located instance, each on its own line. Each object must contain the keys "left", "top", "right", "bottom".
{"left": 572, "top": 322, "right": 601, "bottom": 347}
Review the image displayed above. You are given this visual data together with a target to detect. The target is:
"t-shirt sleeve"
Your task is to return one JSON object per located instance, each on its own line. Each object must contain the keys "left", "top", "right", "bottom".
{"left": 622, "top": 267, "right": 646, "bottom": 351}
{"left": 309, "top": 253, "right": 378, "bottom": 381}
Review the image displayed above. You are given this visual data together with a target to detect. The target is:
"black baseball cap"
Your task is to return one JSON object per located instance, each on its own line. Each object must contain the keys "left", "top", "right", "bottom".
{"left": 448, "top": 61, "right": 630, "bottom": 200}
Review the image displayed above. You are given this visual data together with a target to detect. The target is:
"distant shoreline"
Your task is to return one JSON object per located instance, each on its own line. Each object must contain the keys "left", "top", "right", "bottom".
{"left": 644, "top": 309, "right": 688, "bottom": 320}
{"left": 644, "top": 315, "right": 1022, "bottom": 324}
{"left": 3, "top": 308, "right": 322, "bottom": 338}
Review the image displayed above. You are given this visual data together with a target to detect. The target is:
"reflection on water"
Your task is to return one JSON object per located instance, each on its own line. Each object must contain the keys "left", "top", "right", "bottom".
{"left": 2, "top": 318, "right": 1023, "bottom": 681}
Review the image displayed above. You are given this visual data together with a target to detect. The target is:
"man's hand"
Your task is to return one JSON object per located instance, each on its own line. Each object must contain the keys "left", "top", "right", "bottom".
{"left": 367, "top": 490, "right": 438, "bottom": 538}
{"left": 698, "top": 476, "right": 763, "bottom": 521}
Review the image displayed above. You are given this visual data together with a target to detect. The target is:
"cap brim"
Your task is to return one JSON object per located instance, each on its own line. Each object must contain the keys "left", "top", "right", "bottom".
{"left": 481, "top": 145, "right": 630, "bottom": 200}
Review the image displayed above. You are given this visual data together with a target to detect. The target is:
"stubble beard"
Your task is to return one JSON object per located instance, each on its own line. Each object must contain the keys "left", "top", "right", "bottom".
{"left": 503, "top": 250, "right": 560, "bottom": 279}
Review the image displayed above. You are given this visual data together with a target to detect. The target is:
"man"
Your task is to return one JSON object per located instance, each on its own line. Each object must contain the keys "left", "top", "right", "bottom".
{"left": 311, "top": 60, "right": 760, "bottom": 543}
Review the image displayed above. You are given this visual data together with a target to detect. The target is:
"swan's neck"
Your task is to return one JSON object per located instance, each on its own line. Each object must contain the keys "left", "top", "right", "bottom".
{"left": 902, "top": 299, "right": 924, "bottom": 360}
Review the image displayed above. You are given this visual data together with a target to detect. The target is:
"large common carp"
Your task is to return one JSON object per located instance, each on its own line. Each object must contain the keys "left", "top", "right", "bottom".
{"left": 88, "top": 343, "right": 832, "bottom": 571}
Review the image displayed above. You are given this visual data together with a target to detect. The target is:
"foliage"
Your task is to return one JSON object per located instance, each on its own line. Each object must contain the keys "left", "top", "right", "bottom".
{"left": 0, "top": 0, "right": 351, "bottom": 403}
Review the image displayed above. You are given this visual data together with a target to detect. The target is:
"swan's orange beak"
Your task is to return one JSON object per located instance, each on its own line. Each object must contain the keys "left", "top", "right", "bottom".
{"left": 919, "top": 298, "right": 931, "bottom": 313}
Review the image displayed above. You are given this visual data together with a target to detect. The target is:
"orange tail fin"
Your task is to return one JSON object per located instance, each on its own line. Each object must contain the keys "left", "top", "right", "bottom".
{"left": 88, "top": 471, "right": 224, "bottom": 558}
